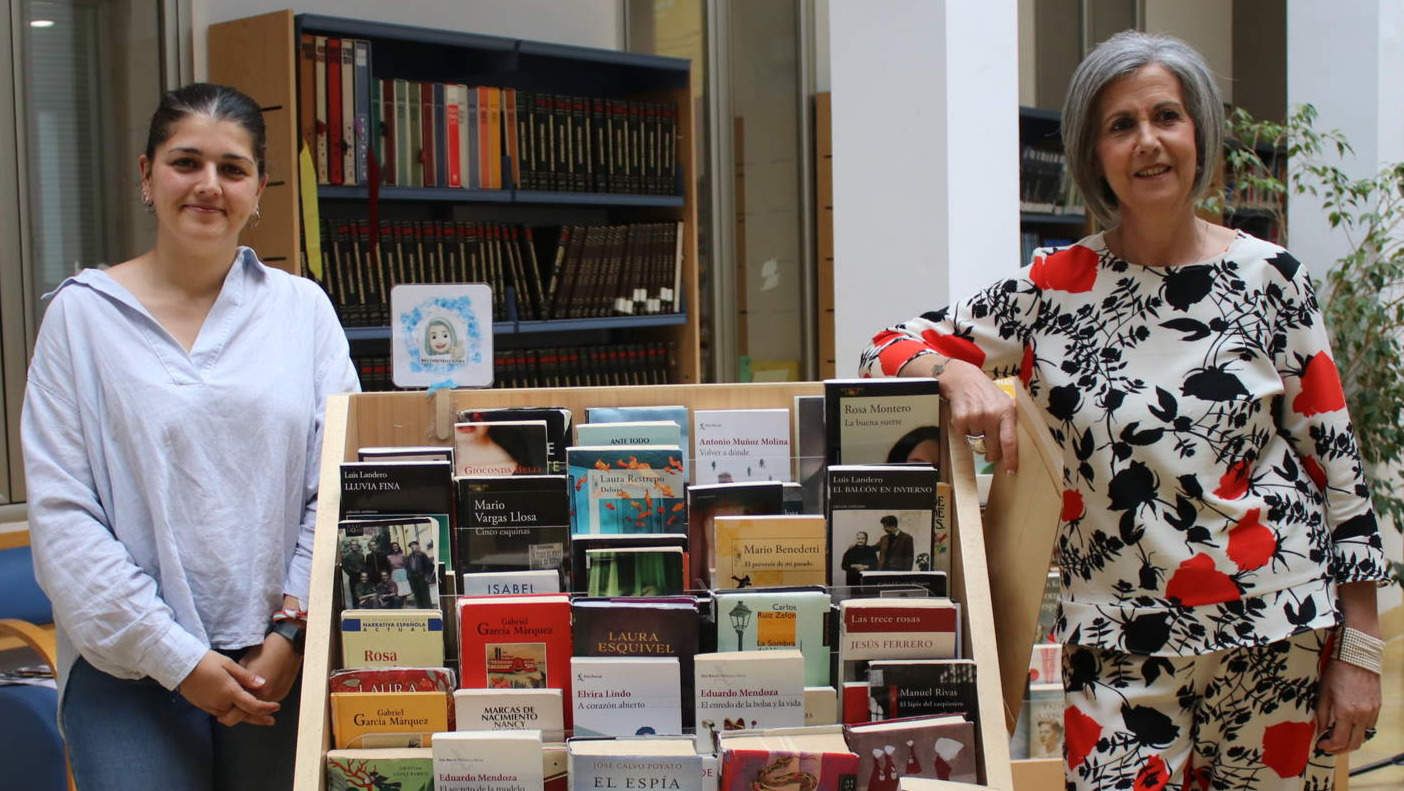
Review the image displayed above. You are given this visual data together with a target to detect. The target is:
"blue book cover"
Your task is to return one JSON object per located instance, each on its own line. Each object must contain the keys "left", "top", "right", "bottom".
{"left": 585, "top": 405, "right": 691, "bottom": 482}
{"left": 566, "top": 445, "right": 686, "bottom": 534}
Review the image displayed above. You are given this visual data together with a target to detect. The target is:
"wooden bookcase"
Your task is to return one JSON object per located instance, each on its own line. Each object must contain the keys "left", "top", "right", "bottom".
{"left": 207, "top": 11, "right": 702, "bottom": 384}
{"left": 291, "top": 383, "right": 1030, "bottom": 790}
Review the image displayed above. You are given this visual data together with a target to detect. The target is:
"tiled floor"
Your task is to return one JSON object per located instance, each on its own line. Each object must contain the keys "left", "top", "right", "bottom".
{"left": 1346, "top": 633, "right": 1403, "bottom": 789}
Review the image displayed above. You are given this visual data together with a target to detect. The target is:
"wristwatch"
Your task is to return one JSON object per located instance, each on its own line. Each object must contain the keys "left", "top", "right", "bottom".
{"left": 266, "top": 619, "right": 306, "bottom": 655}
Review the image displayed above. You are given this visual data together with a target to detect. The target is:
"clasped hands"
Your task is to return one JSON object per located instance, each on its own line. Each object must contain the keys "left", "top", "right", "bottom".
{"left": 177, "top": 631, "right": 303, "bottom": 728}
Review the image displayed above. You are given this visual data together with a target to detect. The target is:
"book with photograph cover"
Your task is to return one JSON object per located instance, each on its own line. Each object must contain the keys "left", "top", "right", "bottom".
{"left": 828, "top": 465, "right": 941, "bottom": 586}
{"left": 693, "top": 408, "right": 792, "bottom": 485}
{"left": 866, "top": 660, "right": 979, "bottom": 724}
{"left": 457, "top": 406, "right": 573, "bottom": 475}
{"left": 566, "top": 445, "right": 686, "bottom": 534}
{"left": 686, "top": 481, "right": 785, "bottom": 589}
{"left": 454, "top": 475, "right": 569, "bottom": 585}
{"left": 340, "top": 460, "right": 453, "bottom": 571}
{"left": 694, "top": 650, "right": 806, "bottom": 753}
{"left": 824, "top": 379, "right": 941, "bottom": 467}
{"left": 457, "top": 593, "right": 574, "bottom": 726}
{"left": 583, "top": 546, "right": 685, "bottom": 597}
{"left": 713, "top": 587, "right": 831, "bottom": 687}
{"left": 571, "top": 656, "right": 683, "bottom": 737}
{"left": 338, "top": 517, "right": 441, "bottom": 611}
{"left": 1027, "top": 682, "right": 1064, "bottom": 759}
{"left": 568, "top": 533, "right": 687, "bottom": 593}
{"left": 453, "top": 420, "right": 550, "bottom": 477}
{"left": 340, "top": 608, "right": 446, "bottom": 669}
{"left": 717, "top": 725, "right": 860, "bottom": 791}
{"left": 712, "top": 515, "right": 827, "bottom": 590}
{"left": 585, "top": 404, "right": 691, "bottom": 480}
{"left": 845, "top": 715, "right": 979, "bottom": 787}
{"left": 357, "top": 446, "right": 455, "bottom": 464}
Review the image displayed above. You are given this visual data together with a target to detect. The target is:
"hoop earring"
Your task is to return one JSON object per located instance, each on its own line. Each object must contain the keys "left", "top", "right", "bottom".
{"left": 140, "top": 188, "right": 153, "bottom": 213}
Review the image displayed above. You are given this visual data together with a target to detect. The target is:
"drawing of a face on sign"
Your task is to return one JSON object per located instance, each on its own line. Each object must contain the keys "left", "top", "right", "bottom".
{"left": 422, "top": 316, "right": 463, "bottom": 360}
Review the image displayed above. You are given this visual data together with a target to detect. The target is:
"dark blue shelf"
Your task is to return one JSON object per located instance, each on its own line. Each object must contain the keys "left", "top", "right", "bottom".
{"left": 343, "top": 313, "right": 686, "bottom": 342}
{"left": 318, "top": 185, "right": 683, "bottom": 208}
{"left": 297, "top": 14, "right": 516, "bottom": 52}
{"left": 1020, "top": 211, "right": 1087, "bottom": 226}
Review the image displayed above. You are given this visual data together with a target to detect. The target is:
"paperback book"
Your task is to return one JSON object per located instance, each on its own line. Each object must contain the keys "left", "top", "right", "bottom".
{"left": 461, "top": 569, "right": 561, "bottom": 596}
{"left": 693, "top": 649, "right": 806, "bottom": 752}
{"left": 432, "top": 730, "right": 544, "bottom": 791}
{"left": 326, "top": 748, "right": 433, "bottom": 791}
{"left": 357, "top": 446, "right": 454, "bottom": 463}
{"left": 845, "top": 715, "right": 978, "bottom": 787}
{"left": 571, "top": 656, "right": 683, "bottom": 737}
{"left": 340, "top": 608, "right": 445, "bottom": 669}
{"left": 454, "top": 475, "right": 569, "bottom": 584}
{"left": 340, "top": 460, "right": 453, "bottom": 572}
{"left": 453, "top": 420, "right": 550, "bottom": 477}
{"left": 866, "top": 660, "right": 979, "bottom": 724}
{"left": 712, "top": 515, "right": 827, "bottom": 589}
{"left": 856, "top": 570, "right": 949, "bottom": 599}
{"left": 824, "top": 379, "right": 941, "bottom": 466}
{"left": 838, "top": 599, "right": 961, "bottom": 663}
{"left": 572, "top": 597, "right": 700, "bottom": 726}
{"left": 329, "top": 690, "right": 449, "bottom": 749}
{"left": 828, "top": 465, "right": 941, "bottom": 586}
{"left": 457, "top": 406, "right": 573, "bottom": 475}
{"left": 452, "top": 688, "right": 564, "bottom": 740}
{"left": 585, "top": 404, "right": 691, "bottom": 480}
{"left": 575, "top": 419, "right": 681, "bottom": 449}
{"left": 693, "top": 408, "right": 792, "bottom": 484}
{"left": 328, "top": 667, "right": 456, "bottom": 697}
{"left": 686, "top": 481, "right": 786, "bottom": 588}
{"left": 567, "top": 738, "right": 703, "bottom": 791}
{"left": 566, "top": 445, "right": 686, "bottom": 534}
{"left": 717, "top": 725, "right": 860, "bottom": 791}
{"left": 583, "top": 545, "right": 685, "bottom": 596}
{"left": 1027, "top": 682, "right": 1064, "bottom": 760}
{"left": 793, "top": 394, "right": 827, "bottom": 513}
{"left": 569, "top": 533, "right": 688, "bottom": 593}
{"left": 457, "top": 593, "right": 574, "bottom": 726}
{"left": 712, "top": 587, "right": 831, "bottom": 687}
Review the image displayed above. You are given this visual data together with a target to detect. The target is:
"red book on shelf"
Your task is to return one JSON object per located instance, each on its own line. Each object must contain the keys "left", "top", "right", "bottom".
{"left": 326, "top": 37, "right": 344, "bottom": 185}
{"left": 457, "top": 593, "right": 573, "bottom": 727}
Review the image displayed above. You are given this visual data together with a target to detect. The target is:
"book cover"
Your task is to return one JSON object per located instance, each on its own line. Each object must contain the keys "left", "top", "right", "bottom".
{"left": 694, "top": 650, "right": 806, "bottom": 752}
{"left": 457, "top": 406, "right": 573, "bottom": 476}
{"left": 567, "top": 738, "right": 703, "bottom": 791}
{"left": 806, "top": 686, "right": 839, "bottom": 726}
{"left": 823, "top": 379, "right": 941, "bottom": 466}
{"left": 326, "top": 38, "right": 343, "bottom": 184}
{"left": 329, "top": 690, "right": 449, "bottom": 749}
{"left": 845, "top": 715, "right": 978, "bottom": 787}
{"left": 420, "top": 81, "right": 436, "bottom": 187}
{"left": 572, "top": 656, "right": 683, "bottom": 737}
{"left": 713, "top": 587, "right": 831, "bottom": 687}
{"left": 575, "top": 419, "right": 682, "bottom": 449}
{"left": 828, "top": 465, "right": 940, "bottom": 586}
{"left": 794, "top": 394, "right": 827, "bottom": 513}
{"left": 583, "top": 546, "right": 684, "bottom": 596}
{"left": 782, "top": 482, "right": 805, "bottom": 514}
{"left": 338, "top": 517, "right": 440, "bottom": 610}
{"left": 837, "top": 599, "right": 961, "bottom": 663}
{"left": 453, "top": 688, "right": 564, "bottom": 740}
{"left": 358, "top": 446, "right": 455, "bottom": 463}
{"left": 843, "top": 682, "right": 875, "bottom": 725}
{"left": 326, "top": 748, "right": 433, "bottom": 791}
{"left": 694, "top": 408, "right": 792, "bottom": 484}
{"left": 572, "top": 597, "right": 699, "bottom": 725}
{"left": 328, "top": 667, "right": 456, "bottom": 697}
{"left": 856, "top": 571, "right": 949, "bottom": 599}
{"left": 433, "top": 730, "right": 543, "bottom": 791}
{"left": 585, "top": 405, "right": 691, "bottom": 480}
{"left": 313, "top": 36, "right": 328, "bottom": 182}
{"left": 1035, "top": 568, "right": 1061, "bottom": 644}
{"left": 340, "top": 459, "right": 453, "bottom": 570}
{"left": 713, "top": 515, "right": 827, "bottom": 590}
{"left": 685, "top": 481, "right": 785, "bottom": 589}
{"left": 457, "top": 593, "right": 574, "bottom": 726}
{"left": 1028, "top": 643, "right": 1061, "bottom": 685}
{"left": 454, "top": 475, "right": 569, "bottom": 584}
{"left": 340, "top": 39, "right": 356, "bottom": 184}
{"left": 566, "top": 445, "right": 686, "bottom": 534}
{"left": 1027, "top": 682, "right": 1064, "bottom": 760}
{"left": 454, "top": 421, "right": 549, "bottom": 476}
{"left": 340, "top": 609, "right": 446, "bottom": 669}
{"left": 568, "top": 533, "right": 687, "bottom": 593}
{"left": 718, "top": 726, "right": 860, "bottom": 791}
{"left": 866, "top": 660, "right": 979, "bottom": 724}
{"left": 353, "top": 39, "right": 370, "bottom": 185}
{"left": 461, "top": 569, "right": 561, "bottom": 596}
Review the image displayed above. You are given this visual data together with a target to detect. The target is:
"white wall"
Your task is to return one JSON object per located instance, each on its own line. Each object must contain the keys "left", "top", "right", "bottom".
{"left": 193, "top": 0, "right": 623, "bottom": 80}
{"left": 1143, "top": 0, "right": 1233, "bottom": 103}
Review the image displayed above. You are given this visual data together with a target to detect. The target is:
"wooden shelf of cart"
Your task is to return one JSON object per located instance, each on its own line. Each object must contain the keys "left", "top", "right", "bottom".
{"left": 293, "top": 383, "right": 1018, "bottom": 790}
{"left": 207, "top": 10, "right": 702, "bottom": 383}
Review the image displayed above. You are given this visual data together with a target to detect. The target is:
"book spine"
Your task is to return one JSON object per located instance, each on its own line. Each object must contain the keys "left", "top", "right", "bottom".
{"left": 339, "top": 39, "right": 355, "bottom": 185}
{"left": 421, "top": 82, "right": 436, "bottom": 188}
{"left": 353, "top": 40, "right": 370, "bottom": 186}
{"left": 433, "top": 82, "right": 447, "bottom": 188}
{"left": 314, "top": 36, "right": 329, "bottom": 184}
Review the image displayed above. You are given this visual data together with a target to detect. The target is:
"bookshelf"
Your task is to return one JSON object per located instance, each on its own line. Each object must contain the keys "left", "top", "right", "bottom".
{"left": 207, "top": 11, "right": 702, "bottom": 386}
{"left": 1018, "top": 106, "right": 1088, "bottom": 268}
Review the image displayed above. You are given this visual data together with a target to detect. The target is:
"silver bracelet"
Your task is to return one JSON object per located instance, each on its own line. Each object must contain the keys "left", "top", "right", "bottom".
{"left": 1334, "top": 626, "right": 1385, "bottom": 675}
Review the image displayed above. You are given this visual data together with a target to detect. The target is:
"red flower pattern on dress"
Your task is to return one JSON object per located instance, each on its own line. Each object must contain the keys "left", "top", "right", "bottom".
{"left": 1064, "top": 705, "right": 1102, "bottom": 768}
{"left": 1213, "top": 459, "right": 1252, "bottom": 500}
{"left": 920, "top": 329, "right": 986, "bottom": 368}
{"left": 1030, "top": 245, "right": 1099, "bottom": 293}
{"left": 1227, "top": 508, "right": 1276, "bottom": 571}
{"left": 1019, "top": 343, "right": 1035, "bottom": 388}
{"left": 1292, "top": 352, "right": 1347, "bottom": 416}
{"left": 1061, "top": 489, "right": 1085, "bottom": 522}
{"left": 1261, "top": 720, "right": 1316, "bottom": 778}
{"left": 1133, "top": 754, "right": 1170, "bottom": 791}
{"left": 1302, "top": 455, "right": 1327, "bottom": 492}
{"left": 877, "top": 339, "right": 928, "bottom": 377}
{"left": 1166, "top": 554, "right": 1240, "bottom": 606}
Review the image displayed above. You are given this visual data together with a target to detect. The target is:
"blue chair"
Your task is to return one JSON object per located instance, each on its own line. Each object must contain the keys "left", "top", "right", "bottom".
{"left": 0, "top": 527, "right": 73, "bottom": 791}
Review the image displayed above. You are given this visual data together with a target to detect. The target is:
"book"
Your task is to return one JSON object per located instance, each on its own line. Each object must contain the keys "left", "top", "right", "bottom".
{"left": 575, "top": 419, "right": 682, "bottom": 449}
{"left": 454, "top": 420, "right": 550, "bottom": 477}
{"left": 340, "top": 39, "right": 356, "bottom": 184}
{"left": 454, "top": 475, "right": 569, "bottom": 585}
{"left": 824, "top": 379, "right": 941, "bottom": 466}
{"left": 1027, "top": 682, "right": 1064, "bottom": 759}
{"left": 313, "top": 36, "right": 329, "bottom": 182}
{"left": 712, "top": 515, "right": 827, "bottom": 589}
{"left": 461, "top": 569, "right": 561, "bottom": 596}
{"left": 828, "top": 465, "right": 941, "bottom": 586}
{"left": 845, "top": 715, "right": 979, "bottom": 787}
{"left": 693, "top": 408, "right": 792, "bottom": 484}
{"left": 713, "top": 587, "right": 831, "bottom": 687}
{"left": 856, "top": 570, "right": 950, "bottom": 599}
{"left": 584, "top": 545, "right": 685, "bottom": 596}
{"left": 329, "top": 690, "right": 449, "bottom": 749}
{"left": 572, "top": 597, "right": 699, "bottom": 725}
{"left": 328, "top": 667, "right": 457, "bottom": 697}
{"left": 571, "top": 656, "right": 683, "bottom": 737}
{"left": 866, "top": 660, "right": 979, "bottom": 724}
{"left": 806, "top": 686, "right": 839, "bottom": 726}
{"left": 353, "top": 39, "right": 370, "bottom": 185}
{"left": 433, "top": 730, "right": 543, "bottom": 791}
{"left": 567, "top": 738, "right": 703, "bottom": 791}
{"left": 326, "top": 748, "right": 433, "bottom": 791}
{"left": 452, "top": 688, "right": 564, "bottom": 740}
{"left": 717, "top": 726, "right": 860, "bottom": 791}
{"left": 568, "top": 533, "right": 687, "bottom": 593}
{"left": 794, "top": 394, "right": 827, "bottom": 513}
{"left": 566, "top": 445, "right": 686, "bottom": 534}
{"left": 694, "top": 650, "right": 807, "bottom": 752}
{"left": 358, "top": 446, "right": 455, "bottom": 463}
{"left": 340, "top": 460, "right": 453, "bottom": 573}
{"left": 585, "top": 405, "right": 691, "bottom": 480}
{"left": 457, "top": 593, "right": 574, "bottom": 726}
{"left": 1028, "top": 643, "right": 1061, "bottom": 685}
{"left": 341, "top": 609, "right": 446, "bottom": 669}
{"left": 1035, "top": 568, "right": 1061, "bottom": 644}
{"left": 457, "top": 407, "right": 573, "bottom": 476}
{"left": 838, "top": 599, "right": 961, "bottom": 663}
{"left": 338, "top": 517, "right": 441, "bottom": 610}
{"left": 686, "top": 481, "right": 786, "bottom": 589}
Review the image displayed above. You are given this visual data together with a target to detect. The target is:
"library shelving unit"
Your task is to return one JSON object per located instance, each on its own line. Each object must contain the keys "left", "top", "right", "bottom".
{"left": 1018, "top": 106, "right": 1089, "bottom": 267}
{"left": 207, "top": 11, "right": 702, "bottom": 385}
{"left": 282, "top": 381, "right": 1071, "bottom": 790}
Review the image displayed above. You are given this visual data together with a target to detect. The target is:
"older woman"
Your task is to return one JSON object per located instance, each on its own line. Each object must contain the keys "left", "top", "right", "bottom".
{"left": 861, "top": 32, "right": 1388, "bottom": 790}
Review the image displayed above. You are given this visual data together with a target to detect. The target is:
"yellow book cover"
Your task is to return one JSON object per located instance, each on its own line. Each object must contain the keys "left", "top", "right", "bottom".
{"left": 340, "top": 608, "right": 445, "bottom": 669}
{"left": 330, "top": 690, "right": 449, "bottom": 749}
{"left": 713, "top": 515, "right": 827, "bottom": 589}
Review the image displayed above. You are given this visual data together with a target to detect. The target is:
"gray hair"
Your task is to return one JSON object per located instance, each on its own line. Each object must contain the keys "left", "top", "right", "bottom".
{"left": 1061, "top": 31, "right": 1223, "bottom": 228}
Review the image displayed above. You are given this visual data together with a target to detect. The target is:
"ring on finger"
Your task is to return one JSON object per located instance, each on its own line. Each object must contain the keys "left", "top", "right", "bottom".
{"left": 965, "top": 433, "right": 987, "bottom": 455}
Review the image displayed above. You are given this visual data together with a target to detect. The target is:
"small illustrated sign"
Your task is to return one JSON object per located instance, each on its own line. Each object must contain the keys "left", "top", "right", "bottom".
{"left": 391, "top": 283, "right": 493, "bottom": 388}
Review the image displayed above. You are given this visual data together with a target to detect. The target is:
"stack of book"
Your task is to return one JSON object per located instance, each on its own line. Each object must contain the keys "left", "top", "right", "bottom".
{"left": 1018, "top": 145, "right": 1082, "bottom": 215}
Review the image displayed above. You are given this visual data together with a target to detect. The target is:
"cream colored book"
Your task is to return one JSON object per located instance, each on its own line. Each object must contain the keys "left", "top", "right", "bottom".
{"left": 712, "top": 514, "right": 826, "bottom": 589}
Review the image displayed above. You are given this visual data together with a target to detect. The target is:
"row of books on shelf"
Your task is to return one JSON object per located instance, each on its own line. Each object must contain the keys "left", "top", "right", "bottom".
{"left": 351, "top": 341, "right": 676, "bottom": 392}
{"left": 301, "top": 35, "right": 679, "bottom": 194}
{"left": 1017, "top": 231, "right": 1076, "bottom": 270}
{"left": 319, "top": 220, "right": 683, "bottom": 326}
{"left": 1018, "top": 145, "right": 1083, "bottom": 215}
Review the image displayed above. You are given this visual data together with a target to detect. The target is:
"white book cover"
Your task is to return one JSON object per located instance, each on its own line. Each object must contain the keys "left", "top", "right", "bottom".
{"left": 567, "top": 737, "right": 701, "bottom": 791}
{"left": 693, "top": 649, "right": 806, "bottom": 752}
{"left": 460, "top": 569, "right": 561, "bottom": 596}
{"left": 452, "top": 688, "right": 564, "bottom": 740}
{"left": 575, "top": 420, "right": 682, "bottom": 448}
{"left": 432, "top": 730, "right": 544, "bottom": 791}
{"left": 694, "top": 409, "right": 792, "bottom": 484}
{"left": 838, "top": 598, "right": 962, "bottom": 662}
{"left": 571, "top": 656, "right": 683, "bottom": 738}
{"left": 391, "top": 283, "right": 494, "bottom": 388}
{"left": 804, "top": 685, "right": 839, "bottom": 726}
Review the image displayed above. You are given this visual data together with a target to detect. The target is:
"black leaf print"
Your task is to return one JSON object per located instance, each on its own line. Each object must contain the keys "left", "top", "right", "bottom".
{"left": 920, "top": 309, "right": 948, "bottom": 323}
{"left": 1125, "top": 613, "right": 1172, "bottom": 654}
{"left": 1148, "top": 387, "right": 1178, "bottom": 421}
{"left": 1178, "top": 474, "right": 1202, "bottom": 499}
{"left": 1121, "top": 703, "right": 1180, "bottom": 747}
{"left": 1103, "top": 388, "right": 1126, "bottom": 411}
{"left": 1120, "top": 421, "right": 1164, "bottom": 446}
{"left": 1107, "top": 461, "right": 1157, "bottom": 511}
{"left": 1161, "top": 317, "right": 1211, "bottom": 341}
{"left": 1113, "top": 442, "right": 1133, "bottom": 461}
{"left": 1077, "top": 428, "right": 1095, "bottom": 461}
{"left": 1332, "top": 512, "right": 1378, "bottom": 541}
{"left": 1166, "top": 495, "right": 1197, "bottom": 531}
{"left": 1048, "top": 384, "right": 1083, "bottom": 422}
{"left": 1119, "top": 511, "right": 1144, "bottom": 545}
{"left": 1163, "top": 265, "right": 1215, "bottom": 310}
{"left": 1266, "top": 250, "right": 1301, "bottom": 280}
{"left": 1182, "top": 365, "right": 1250, "bottom": 401}
{"left": 1186, "top": 525, "right": 1212, "bottom": 544}
{"left": 1285, "top": 597, "right": 1316, "bottom": 626}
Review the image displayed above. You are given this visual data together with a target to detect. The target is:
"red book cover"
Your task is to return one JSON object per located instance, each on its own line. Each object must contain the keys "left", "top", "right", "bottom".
{"left": 720, "top": 749, "right": 859, "bottom": 791}
{"left": 457, "top": 593, "right": 574, "bottom": 727}
{"left": 477, "top": 86, "right": 492, "bottom": 190}
{"left": 327, "top": 667, "right": 456, "bottom": 695}
{"left": 446, "top": 87, "right": 462, "bottom": 188}
{"left": 420, "top": 82, "right": 436, "bottom": 187}
{"left": 326, "top": 37, "right": 343, "bottom": 185}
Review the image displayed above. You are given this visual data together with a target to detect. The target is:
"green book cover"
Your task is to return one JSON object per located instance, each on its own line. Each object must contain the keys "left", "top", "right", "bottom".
{"left": 713, "top": 587, "right": 831, "bottom": 687}
{"left": 326, "top": 748, "right": 432, "bottom": 791}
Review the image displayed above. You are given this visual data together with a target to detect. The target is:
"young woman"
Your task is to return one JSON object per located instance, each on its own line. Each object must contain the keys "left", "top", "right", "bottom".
{"left": 862, "top": 32, "right": 1387, "bottom": 790}
{"left": 23, "top": 83, "right": 359, "bottom": 789}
